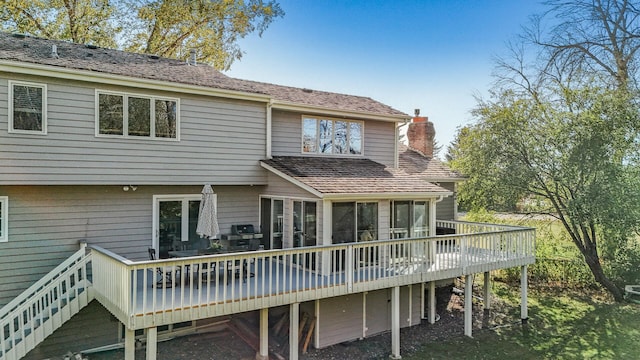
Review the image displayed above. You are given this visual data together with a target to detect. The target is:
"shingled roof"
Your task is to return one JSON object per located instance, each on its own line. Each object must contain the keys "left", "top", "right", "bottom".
{"left": 261, "top": 156, "right": 452, "bottom": 198}
{"left": 0, "top": 32, "right": 407, "bottom": 117}
{"left": 398, "top": 145, "right": 465, "bottom": 181}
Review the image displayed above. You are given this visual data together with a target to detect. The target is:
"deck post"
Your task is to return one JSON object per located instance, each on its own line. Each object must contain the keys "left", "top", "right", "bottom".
{"left": 464, "top": 274, "right": 473, "bottom": 337}
{"left": 124, "top": 327, "right": 135, "bottom": 360}
{"left": 146, "top": 327, "right": 157, "bottom": 360}
{"left": 290, "top": 302, "right": 300, "bottom": 360}
{"left": 428, "top": 281, "right": 436, "bottom": 324}
{"left": 390, "top": 286, "right": 401, "bottom": 359}
{"left": 483, "top": 271, "right": 491, "bottom": 310}
{"left": 257, "top": 308, "right": 269, "bottom": 360}
{"left": 521, "top": 265, "right": 528, "bottom": 323}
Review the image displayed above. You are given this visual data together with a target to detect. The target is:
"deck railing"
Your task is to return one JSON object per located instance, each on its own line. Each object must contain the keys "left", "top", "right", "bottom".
{"left": 90, "top": 221, "right": 535, "bottom": 329}
{"left": 0, "top": 244, "right": 93, "bottom": 360}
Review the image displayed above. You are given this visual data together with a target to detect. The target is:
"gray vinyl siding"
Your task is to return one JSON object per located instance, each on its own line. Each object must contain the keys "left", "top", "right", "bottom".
{"left": 0, "top": 74, "right": 267, "bottom": 185}
{"left": 271, "top": 110, "right": 396, "bottom": 166}
{"left": 23, "top": 301, "right": 119, "bottom": 360}
{"left": 436, "top": 182, "right": 456, "bottom": 220}
{"left": 400, "top": 284, "right": 422, "bottom": 327}
{"left": 0, "top": 185, "right": 262, "bottom": 306}
{"left": 264, "top": 172, "right": 318, "bottom": 198}
{"left": 318, "top": 294, "right": 364, "bottom": 348}
{"left": 365, "top": 289, "right": 390, "bottom": 336}
{"left": 319, "top": 286, "right": 422, "bottom": 347}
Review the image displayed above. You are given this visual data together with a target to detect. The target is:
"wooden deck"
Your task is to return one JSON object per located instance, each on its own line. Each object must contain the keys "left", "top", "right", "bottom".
{"left": 90, "top": 222, "right": 536, "bottom": 329}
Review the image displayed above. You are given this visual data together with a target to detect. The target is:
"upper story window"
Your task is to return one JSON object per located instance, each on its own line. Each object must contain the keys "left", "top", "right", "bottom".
{"left": 96, "top": 90, "right": 179, "bottom": 140}
{"left": 302, "top": 117, "right": 363, "bottom": 155}
{"left": 9, "top": 81, "right": 47, "bottom": 134}
{"left": 0, "top": 196, "right": 8, "bottom": 242}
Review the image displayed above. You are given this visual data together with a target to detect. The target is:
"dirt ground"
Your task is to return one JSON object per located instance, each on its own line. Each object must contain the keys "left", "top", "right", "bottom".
{"left": 85, "top": 285, "right": 514, "bottom": 360}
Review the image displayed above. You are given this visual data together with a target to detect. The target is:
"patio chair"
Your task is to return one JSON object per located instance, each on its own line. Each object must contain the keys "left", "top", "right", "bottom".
{"left": 148, "top": 248, "right": 180, "bottom": 288}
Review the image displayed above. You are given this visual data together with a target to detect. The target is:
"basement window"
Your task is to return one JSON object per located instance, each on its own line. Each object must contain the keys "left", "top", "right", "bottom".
{"left": 0, "top": 196, "right": 7, "bottom": 242}
{"left": 96, "top": 90, "right": 179, "bottom": 140}
{"left": 9, "top": 81, "right": 47, "bottom": 134}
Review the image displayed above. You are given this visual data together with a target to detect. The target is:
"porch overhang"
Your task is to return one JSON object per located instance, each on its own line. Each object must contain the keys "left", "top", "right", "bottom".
{"left": 260, "top": 156, "right": 452, "bottom": 200}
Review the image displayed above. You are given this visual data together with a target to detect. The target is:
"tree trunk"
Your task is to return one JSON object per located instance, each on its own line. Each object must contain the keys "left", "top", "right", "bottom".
{"left": 582, "top": 249, "right": 624, "bottom": 302}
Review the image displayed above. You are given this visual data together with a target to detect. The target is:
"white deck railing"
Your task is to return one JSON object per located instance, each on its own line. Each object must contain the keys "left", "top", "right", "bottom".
{"left": 0, "top": 244, "right": 93, "bottom": 360}
{"left": 91, "top": 221, "right": 535, "bottom": 330}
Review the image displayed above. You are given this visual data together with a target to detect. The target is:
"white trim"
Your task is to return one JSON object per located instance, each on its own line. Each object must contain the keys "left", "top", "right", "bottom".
{"left": 8, "top": 80, "right": 47, "bottom": 135}
{"left": 272, "top": 100, "right": 409, "bottom": 123}
{"left": 260, "top": 162, "right": 324, "bottom": 197}
{"left": 266, "top": 102, "right": 273, "bottom": 158}
{"left": 95, "top": 89, "right": 181, "bottom": 141}
{"left": 0, "top": 196, "right": 7, "bottom": 242}
{"left": 0, "top": 60, "right": 271, "bottom": 103}
{"left": 300, "top": 116, "right": 364, "bottom": 156}
{"left": 151, "top": 194, "right": 208, "bottom": 251}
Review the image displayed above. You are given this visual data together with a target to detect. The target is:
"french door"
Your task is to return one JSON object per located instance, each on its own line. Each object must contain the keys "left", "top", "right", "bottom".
{"left": 153, "top": 195, "right": 201, "bottom": 258}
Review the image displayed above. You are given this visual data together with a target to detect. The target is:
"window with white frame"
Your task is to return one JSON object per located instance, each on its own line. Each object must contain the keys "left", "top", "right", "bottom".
{"left": 0, "top": 196, "right": 8, "bottom": 242}
{"left": 302, "top": 117, "right": 363, "bottom": 155}
{"left": 96, "top": 91, "right": 179, "bottom": 139}
{"left": 390, "top": 200, "right": 430, "bottom": 239}
{"left": 9, "top": 81, "right": 47, "bottom": 134}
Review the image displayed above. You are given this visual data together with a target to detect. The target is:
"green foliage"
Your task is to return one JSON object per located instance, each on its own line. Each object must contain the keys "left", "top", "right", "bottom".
{"left": 453, "top": 85, "right": 640, "bottom": 300}
{"left": 126, "top": 0, "right": 284, "bottom": 70}
{"left": 0, "top": 0, "right": 284, "bottom": 70}
{"left": 0, "top": 0, "right": 120, "bottom": 48}
{"left": 407, "top": 285, "right": 640, "bottom": 360}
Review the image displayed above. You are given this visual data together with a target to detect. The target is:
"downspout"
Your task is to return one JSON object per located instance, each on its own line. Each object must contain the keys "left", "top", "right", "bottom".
{"left": 394, "top": 122, "right": 400, "bottom": 168}
{"left": 430, "top": 195, "right": 445, "bottom": 237}
{"left": 266, "top": 100, "right": 273, "bottom": 159}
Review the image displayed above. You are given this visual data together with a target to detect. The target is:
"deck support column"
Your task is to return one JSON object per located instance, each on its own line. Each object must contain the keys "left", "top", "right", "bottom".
{"left": 390, "top": 286, "right": 402, "bottom": 359}
{"left": 289, "top": 302, "right": 300, "bottom": 360}
{"left": 124, "top": 327, "right": 135, "bottom": 360}
{"left": 146, "top": 327, "right": 157, "bottom": 360}
{"left": 521, "top": 265, "right": 529, "bottom": 323}
{"left": 257, "top": 308, "right": 269, "bottom": 360}
{"left": 428, "top": 281, "right": 436, "bottom": 324}
{"left": 483, "top": 271, "right": 491, "bottom": 310}
{"left": 464, "top": 274, "right": 473, "bottom": 337}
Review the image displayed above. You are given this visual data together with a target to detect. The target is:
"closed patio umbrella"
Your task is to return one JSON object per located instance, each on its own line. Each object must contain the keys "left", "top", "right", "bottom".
{"left": 196, "top": 184, "right": 219, "bottom": 240}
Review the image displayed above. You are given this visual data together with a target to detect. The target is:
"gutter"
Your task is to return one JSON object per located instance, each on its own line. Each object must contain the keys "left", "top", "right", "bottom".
{"left": 270, "top": 100, "right": 410, "bottom": 123}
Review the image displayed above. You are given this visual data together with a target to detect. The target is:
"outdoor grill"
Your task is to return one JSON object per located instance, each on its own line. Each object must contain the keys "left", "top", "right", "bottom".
{"left": 220, "top": 224, "right": 263, "bottom": 249}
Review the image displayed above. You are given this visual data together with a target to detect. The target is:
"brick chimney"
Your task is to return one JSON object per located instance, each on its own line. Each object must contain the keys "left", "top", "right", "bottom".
{"left": 406, "top": 109, "right": 436, "bottom": 158}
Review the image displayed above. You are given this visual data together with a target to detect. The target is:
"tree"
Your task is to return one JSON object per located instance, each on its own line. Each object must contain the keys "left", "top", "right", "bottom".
{"left": 455, "top": 85, "right": 640, "bottom": 301}
{"left": 527, "top": 0, "right": 640, "bottom": 90}
{"left": 0, "top": 0, "right": 284, "bottom": 70}
{"left": 124, "top": 0, "right": 284, "bottom": 70}
{"left": 0, "top": 0, "right": 120, "bottom": 48}
{"left": 453, "top": 0, "right": 640, "bottom": 301}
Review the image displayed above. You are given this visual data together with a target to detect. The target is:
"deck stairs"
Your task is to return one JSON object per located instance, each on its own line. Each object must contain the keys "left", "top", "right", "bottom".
{"left": 0, "top": 245, "right": 93, "bottom": 360}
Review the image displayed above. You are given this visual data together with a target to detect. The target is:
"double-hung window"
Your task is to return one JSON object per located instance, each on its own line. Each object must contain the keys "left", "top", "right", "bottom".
{"left": 9, "top": 81, "right": 47, "bottom": 134}
{"left": 0, "top": 196, "right": 8, "bottom": 242}
{"left": 97, "top": 91, "right": 179, "bottom": 139}
{"left": 302, "top": 117, "right": 363, "bottom": 155}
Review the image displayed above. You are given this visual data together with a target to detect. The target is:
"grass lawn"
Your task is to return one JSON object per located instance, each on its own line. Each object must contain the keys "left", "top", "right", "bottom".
{"left": 406, "top": 283, "right": 640, "bottom": 360}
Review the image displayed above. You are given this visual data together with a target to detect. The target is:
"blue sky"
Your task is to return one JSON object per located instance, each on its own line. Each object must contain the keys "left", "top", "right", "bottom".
{"left": 224, "top": 1, "right": 548, "bottom": 151}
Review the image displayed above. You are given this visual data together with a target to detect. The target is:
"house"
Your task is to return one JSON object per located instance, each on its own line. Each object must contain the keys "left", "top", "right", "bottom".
{"left": 0, "top": 32, "right": 535, "bottom": 360}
